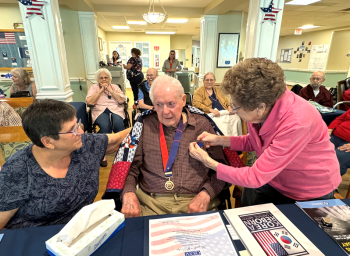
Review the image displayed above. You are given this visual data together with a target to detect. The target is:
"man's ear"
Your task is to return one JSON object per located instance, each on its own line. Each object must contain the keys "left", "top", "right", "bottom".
{"left": 40, "top": 136, "right": 55, "bottom": 149}
{"left": 182, "top": 94, "right": 187, "bottom": 106}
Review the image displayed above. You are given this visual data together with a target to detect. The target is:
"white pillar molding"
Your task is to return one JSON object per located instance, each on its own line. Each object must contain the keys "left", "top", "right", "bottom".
{"left": 245, "top": 0, "right": 285, "bottom": 60}
{"left": 78, "top": 12, "right": 99, "bottom": 85}
{"left": 199, "top": 15, "right": 218, "bottom": 84}
{"left": 18, "top": 0, "right": 73, "bottom": 101}
{"left": 347, "top": 65, "right": 350, "bottom": 78}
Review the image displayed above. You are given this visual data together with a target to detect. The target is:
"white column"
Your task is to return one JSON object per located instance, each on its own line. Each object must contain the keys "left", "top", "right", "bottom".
{"left": 78, "top": 12, "right": 99, "bottom": 88}
{"left": 348, "top": 65, "right": 350, "bottom": 78}
{"left": 245, "top": 0, "right": 285, "bottom": 60}
{"left": 199, "top": 15, "right": 218, "bottom": 86}
{"left": 19, "top": 0, "right": 73, "bottom": 101}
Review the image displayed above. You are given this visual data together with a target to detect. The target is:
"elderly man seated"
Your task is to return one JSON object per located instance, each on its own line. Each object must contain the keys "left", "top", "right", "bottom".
{"left": 121, "top": 75, "right": 228, "bottom": 217}
{"left": 137, "top": 68, "right": 158, "bottom": 110}
{"left": 299, "top": 71, "right": 333, "bottom": 108}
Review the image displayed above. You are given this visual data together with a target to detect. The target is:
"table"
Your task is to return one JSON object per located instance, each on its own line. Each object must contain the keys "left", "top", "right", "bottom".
{"left": 1, "top": 200, "right": 349, "bottom": 256}
{"left": 321, "top": 109, "right": 345, "bottom": 126}
{"left": 69, "top": 102, "right": 88, "bottom": 132}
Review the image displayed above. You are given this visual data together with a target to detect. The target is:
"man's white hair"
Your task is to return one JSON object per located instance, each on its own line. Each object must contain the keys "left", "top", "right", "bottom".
{"left": 312, "top": 70, "right": 325, "bottom": 79}
{"left": 149, "top": 75, "right": 184, "bottom": 102}
{"left": 95, "top": 68, "right": 112, "bottom": 82}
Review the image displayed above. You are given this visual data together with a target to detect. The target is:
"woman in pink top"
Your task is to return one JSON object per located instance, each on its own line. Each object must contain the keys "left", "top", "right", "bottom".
{"left": 86, "top": 68, "right": 127, "bottom": 166}
{"left": 189, "top": 58, "right": 341, "bottom": 206}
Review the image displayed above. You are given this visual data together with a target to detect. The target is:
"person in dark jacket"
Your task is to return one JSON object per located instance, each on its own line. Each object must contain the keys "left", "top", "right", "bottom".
{"left": 138, "top": 68, "right": 158, "bottom": 110}
{"left": 298, "top": 71, "right": 333, "bottom": 108}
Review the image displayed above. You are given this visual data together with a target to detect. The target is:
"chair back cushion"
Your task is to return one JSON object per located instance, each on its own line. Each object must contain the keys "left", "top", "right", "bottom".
{"left": 0, "top": 141, "right": 32, "bottom": 162}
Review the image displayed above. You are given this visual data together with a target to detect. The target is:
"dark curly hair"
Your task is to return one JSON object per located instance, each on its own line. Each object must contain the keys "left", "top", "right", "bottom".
{"left": 112, "top": 50, "right": 120, "bottom": 62}
{"left": 221, "top": 58, "right": 286, "bottom": 110}
{"left": 131, "top": 48, "right": 142, "bottom": 57}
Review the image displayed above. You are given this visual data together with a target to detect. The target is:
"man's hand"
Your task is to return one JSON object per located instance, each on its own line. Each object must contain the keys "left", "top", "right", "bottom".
{"left": 187, "top": 191, "right": 211, "bottom": 213}
{"left": 328, "top": 129, "right": 333, "bottom": 137}
{"left": 338, "top": 143, "right": 350, "bottom": 153}
{"left": 121, "top": 192, "right": 141, "bottom": 218}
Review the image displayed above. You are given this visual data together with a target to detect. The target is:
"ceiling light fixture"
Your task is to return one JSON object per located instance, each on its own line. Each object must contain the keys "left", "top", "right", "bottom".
{"left": 286, "top": 0, "right": 322, "bottom": 5}
{"left": 127, "top": 21, "right": 147, "bottom": 25}
{"left": 166, "top": 19, "right": 188, "bottom": 24}
{"left": 143, "top": 0, "right": 167, "bottom": 24}
{"left": 146, "top": 31, "right": 175, "bottom": 34}
{"left": 298, "top": 25, "right": 320, "bottom": 29}
{"left": 112, "top": 26, "right": 130, "bottom": 29}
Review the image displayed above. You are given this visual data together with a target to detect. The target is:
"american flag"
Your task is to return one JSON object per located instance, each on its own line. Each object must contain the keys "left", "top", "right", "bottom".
{"left": 253, "top": 231, "right": 288, "bottom": 256}
{"left": 18, "top": 0, "right": 48, "bottom": 20}
{"left": 261, "top": 0, "right": 282, "bottom": 24}
{"left": 149, "top": 213, "right": 237, "bottom": 256}
{"left": 0, "top": 32, "right": 16, "bottom": 44}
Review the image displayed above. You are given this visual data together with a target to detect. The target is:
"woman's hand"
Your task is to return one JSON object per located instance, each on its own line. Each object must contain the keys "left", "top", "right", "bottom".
{"left": 227, "top": 106, "right": 236, "bottom": 115}
{"left": 189, "top": 142, "right": 218, "bottom": 170}
{"left": 328, "top": 129, "right": 333, "bottom": 137}
{"left": 197, "top": 132, "right": 231, "bottom": 148}
{"left": 209, "top": 109, "right": 220, "bottom": 117}
{"left": 338, "top": 143, "right": 350, "bottom": 153}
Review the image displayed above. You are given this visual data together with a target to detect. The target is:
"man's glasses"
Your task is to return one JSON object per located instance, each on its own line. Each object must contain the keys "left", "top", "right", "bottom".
{"left": 58, "top": 119, "right": 82, "bottom": 136}
{"left": 99, "top": 76, "right": 109, "bottom": 80}
{"left": 311, "top": 77, "right": 322, "bottom": 81}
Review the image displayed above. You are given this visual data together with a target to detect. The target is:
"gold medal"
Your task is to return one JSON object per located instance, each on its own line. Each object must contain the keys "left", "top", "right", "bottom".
{"left": 165, "top": 178, "right": 174, "bottom": 191}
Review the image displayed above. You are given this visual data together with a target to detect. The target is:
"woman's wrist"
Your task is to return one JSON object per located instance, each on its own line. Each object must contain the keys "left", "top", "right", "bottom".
{"left": 218, "top": 136, "right": 230, "bottom": 148}
{"left": 204, "top": 157, "right": 219, "bottom": 171}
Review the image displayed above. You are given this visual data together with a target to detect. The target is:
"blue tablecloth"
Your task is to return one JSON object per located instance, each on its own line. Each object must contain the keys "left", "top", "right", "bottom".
{"left": 1, "top": 199, "right": 349, "bottom": 256}
{"left": 321, "top": 109, "right": 345, "bottom": 126}
{"left": 69, "top": 102, "right": 88, "bottom": 132}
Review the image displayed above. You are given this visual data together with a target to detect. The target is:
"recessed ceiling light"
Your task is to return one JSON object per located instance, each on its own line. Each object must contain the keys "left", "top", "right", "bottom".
{"left": 127, "top": 21, "right": 147, "bottom": 25}
{"left": 166, "top": 19, "right": 188, "bottom": 24}
{"left": 298, "top": 25, "right": 320, "bottom": 29}
{"left": 112, "top": 26, "right": 130, "bottom": 29}
{"left": 145, "top": 31, "right": 176, "bottom": 34}
{"left": 286, "top": 0, "right": 322, "bottom": 5}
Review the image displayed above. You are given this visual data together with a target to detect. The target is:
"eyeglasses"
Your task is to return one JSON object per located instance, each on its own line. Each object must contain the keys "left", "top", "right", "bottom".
{"left": 204, "top": 79, "right": 215, "bottom": 82}
{"left": 311, "top": 77, "right": 322, "bottom": 81}
{"left": 230, "top": 104, "right": 242, "bottom": 112}
{"left": 58, "top": 119, "right": 82, "bottom": 136}
{"left": 99, "top": 76, "right": 109, "bottom": 80}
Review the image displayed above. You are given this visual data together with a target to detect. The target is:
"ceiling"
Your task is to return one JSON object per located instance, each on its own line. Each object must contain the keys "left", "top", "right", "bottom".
{"left": 2, "top": 0, "right": 350, "bottom": 38}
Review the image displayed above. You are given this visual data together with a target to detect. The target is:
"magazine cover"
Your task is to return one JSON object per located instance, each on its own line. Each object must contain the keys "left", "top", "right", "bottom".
{"left": 224, "top": 203, "right": 324, "bottom": 256}
{"left": 296, "top": 199, "right": 350, "bottom": 255}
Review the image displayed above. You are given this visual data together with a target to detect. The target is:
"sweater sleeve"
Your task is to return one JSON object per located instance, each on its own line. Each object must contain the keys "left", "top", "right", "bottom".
{"left": 328, "top": 111, "right": 348, "bottom": 129}
{"left": 218, "top": 125, "right": 312, "bottom": 188}
{"left": 193, "top": 88, "right": 211, "bottom": 113}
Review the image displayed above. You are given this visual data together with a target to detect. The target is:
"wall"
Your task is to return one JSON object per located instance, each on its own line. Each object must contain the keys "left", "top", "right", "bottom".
{"left": 327, "top": 29, "right": 350, "bottom": 71}
{"left": 170, "top": 35, "right": 193, "bottom": 68}
{"left": 106, "top": 32, "right": 170, "bottom": 72}
{"left": 215, "top": 11, "right": 244, "bottom": 82}
{"left": 0, "top": 4, "right": 22, "bottom": 29}
{"left": 192, "top": 40, "right": 200, "bottom": 47}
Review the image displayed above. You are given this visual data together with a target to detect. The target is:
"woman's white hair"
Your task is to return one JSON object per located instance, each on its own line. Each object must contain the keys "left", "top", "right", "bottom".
{"left": 149, "top": 75, "right": 184, "bottom": 102}
{"left": 95, "top": 68, "right": 112, "bottom": 82}
{"left": 11, "top": 68, "right": 31, "bottom": 85}
{"left": 203, "top": 71, "right": 216, "bottom": 81}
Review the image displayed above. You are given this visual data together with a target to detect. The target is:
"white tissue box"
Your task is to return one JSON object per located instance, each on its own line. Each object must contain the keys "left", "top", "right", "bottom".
{"left": 45, "top": 210, "right": 125, "bottom": 256}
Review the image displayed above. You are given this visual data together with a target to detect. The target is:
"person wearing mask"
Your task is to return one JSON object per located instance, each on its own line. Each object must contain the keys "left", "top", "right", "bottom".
{"left": 123, "top": 48, "right": 143, "bottom": 105}
{"left": 162, "top": 50, "right": 182, "bottom": 78}
{"left": 189, "top": 58, "right": 340, "bottom": 206}
{"left": 10, "top": 68, "right": 37, "bottom": 98}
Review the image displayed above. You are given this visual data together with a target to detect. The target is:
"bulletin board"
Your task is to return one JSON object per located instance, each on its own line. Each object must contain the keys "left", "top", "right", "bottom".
{"left": 0, "top": 29, "right": 32, "bottom": 71}
{"left": 308, "top": 44, "right": 330, "bottom": 70}
{"left": 280, "top": 48, "right": 292, "bottom": 63}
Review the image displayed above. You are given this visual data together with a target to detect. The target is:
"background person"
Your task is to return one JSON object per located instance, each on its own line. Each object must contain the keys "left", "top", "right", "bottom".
{"left": 109, "top": 50, "right": 122, "bottom": 66}
{"left": 0, "top": 99, "right": 130, "bottom": 229}
{"left": 10, "top": 68, "right": 37, "bottom": 98}
{"left": 162, "top": 50, "right": 182, "bottom": 78}
{"left": 298, "top": 71, "right": 333, "bottom": 108}
{"left": 123, "top": 48, "right": 143, "bottom": 105}
{"left": 137, "top": 68, "right": 158, "bottom": 110}
{"left": 329, "top": 109, "right": 350, "bottom": 176}
{"left": 189, "top": 58, "right": 341, "bottom": 206}
{"left": 86, "top": 68, "right": 126, "bottom": 167}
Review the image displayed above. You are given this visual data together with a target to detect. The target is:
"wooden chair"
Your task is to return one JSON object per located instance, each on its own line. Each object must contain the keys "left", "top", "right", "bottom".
{"left": 0, "top": 97, "right": 34, "bottom": 108}
{"left": 334, "top": 79, "right": 350, "bottom": 109}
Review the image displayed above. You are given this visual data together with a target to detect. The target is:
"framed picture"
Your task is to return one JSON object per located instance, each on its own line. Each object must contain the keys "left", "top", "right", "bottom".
{"left": 98, "top": 37, "right": 103, "bottom": 52}
{"left": 217, "top": 33, "right": 240, "bottom": 68}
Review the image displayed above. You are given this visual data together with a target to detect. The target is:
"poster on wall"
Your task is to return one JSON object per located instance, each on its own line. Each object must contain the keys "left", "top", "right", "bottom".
{"left": 154, "top": 53, "right": 160, "bottom": 69}
{"left": 280, "top": 48, "right": 292, "bottom": 63}
{"left": 217, "top": 33, "right": 240, "bottom": 68}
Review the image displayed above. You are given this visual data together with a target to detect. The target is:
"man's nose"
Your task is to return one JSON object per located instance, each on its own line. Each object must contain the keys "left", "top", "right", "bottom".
{"left": 163, "top": 105, "right": 171, "bottom": 114}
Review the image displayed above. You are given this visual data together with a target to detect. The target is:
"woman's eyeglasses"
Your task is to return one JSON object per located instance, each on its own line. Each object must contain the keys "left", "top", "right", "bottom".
{"left": 99, "top": 76, "right": 109, "bottom": 80}
{"left": 58, "top": 119, "right": 82, "bottom": 136}
{"left": 230, "top": 104, "right": 242, "bottom": 112}
{"left": 204, "top": 79, "right": 215, "bottom": 82}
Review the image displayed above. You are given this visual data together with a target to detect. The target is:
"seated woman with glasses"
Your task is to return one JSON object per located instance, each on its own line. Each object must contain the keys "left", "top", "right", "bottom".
{"left": 0, "top": 99, "right": 130, "bottom": 229}
{"left": 193, "top": 72, "right": 242, "bottom": 136}
{"left": 86, "top": 68, "right": 127, "bottom": 167}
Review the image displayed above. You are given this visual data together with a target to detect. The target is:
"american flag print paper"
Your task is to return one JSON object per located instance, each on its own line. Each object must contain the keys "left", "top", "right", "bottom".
{"left": 18, "top": 0, "right": 48, "bottom": 20}
{"left": 149, "top": 213, "right": 238, "bottom": 256}
{"left": 0, "top": 32, "right": 16, "bottom": 45}
{"left": 260, "top": 0, "right": 282, "bottom": 24}
{"left": 239, "top": 211, "right": 309, "bottom": 256}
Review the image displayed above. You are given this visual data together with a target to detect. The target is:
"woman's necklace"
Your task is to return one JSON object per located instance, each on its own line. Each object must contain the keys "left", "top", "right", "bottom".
{"left": 206, "top": 89, "right": 217, "bottom": 101}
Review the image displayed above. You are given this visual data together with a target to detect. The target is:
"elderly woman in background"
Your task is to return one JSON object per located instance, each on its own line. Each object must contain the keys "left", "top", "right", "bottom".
{"left": 162, "top": 50, "right": 182, "bottom": 78}
{"left": 0, "top": 99, "right": 130, "bottom": 229}
{"left": 329, "top": 109, "right": 350, "bottom": 176}
{"left": 10, "top": 68, "right": 37, "bottom": 98}
{"left": 189, "top": 58, "right": 341, "bottom": 206}
{"left": 86, "top": 68, "right": 126, "bottom": 167}
{"left": 110, "top": 50, "right": 122, "bottom": 66}
{"left": 193, "top": 72, "right": 241, "bottom": 136}
{"left": 123, "top": 48, "right": 143, "bottom": 105}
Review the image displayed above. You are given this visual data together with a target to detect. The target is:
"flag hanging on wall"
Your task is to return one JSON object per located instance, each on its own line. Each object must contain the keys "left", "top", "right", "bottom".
{"left": 0, "top": 32, "right": 16, "bottom": 45}
{"left": 18, "top": 0, "right": 48, "bottom": 20}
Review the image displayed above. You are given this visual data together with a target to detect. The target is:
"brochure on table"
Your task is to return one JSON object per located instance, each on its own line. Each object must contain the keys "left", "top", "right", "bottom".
{"left": 148, "top": 212, "right": 238, "bottom": 256}
{"left": 224, "top": 203, "right": 324, "bottom": 256}
{"left": 296, "top": 199, "right": 350, "bottom": 255}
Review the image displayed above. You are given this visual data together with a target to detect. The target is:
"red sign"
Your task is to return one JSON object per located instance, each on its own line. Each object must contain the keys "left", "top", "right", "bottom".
{"left": 154, "top": 46, "right": 159, "bottom": 51}
{"left": 294, "top": 29, "right": 302, "bottom": 35}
